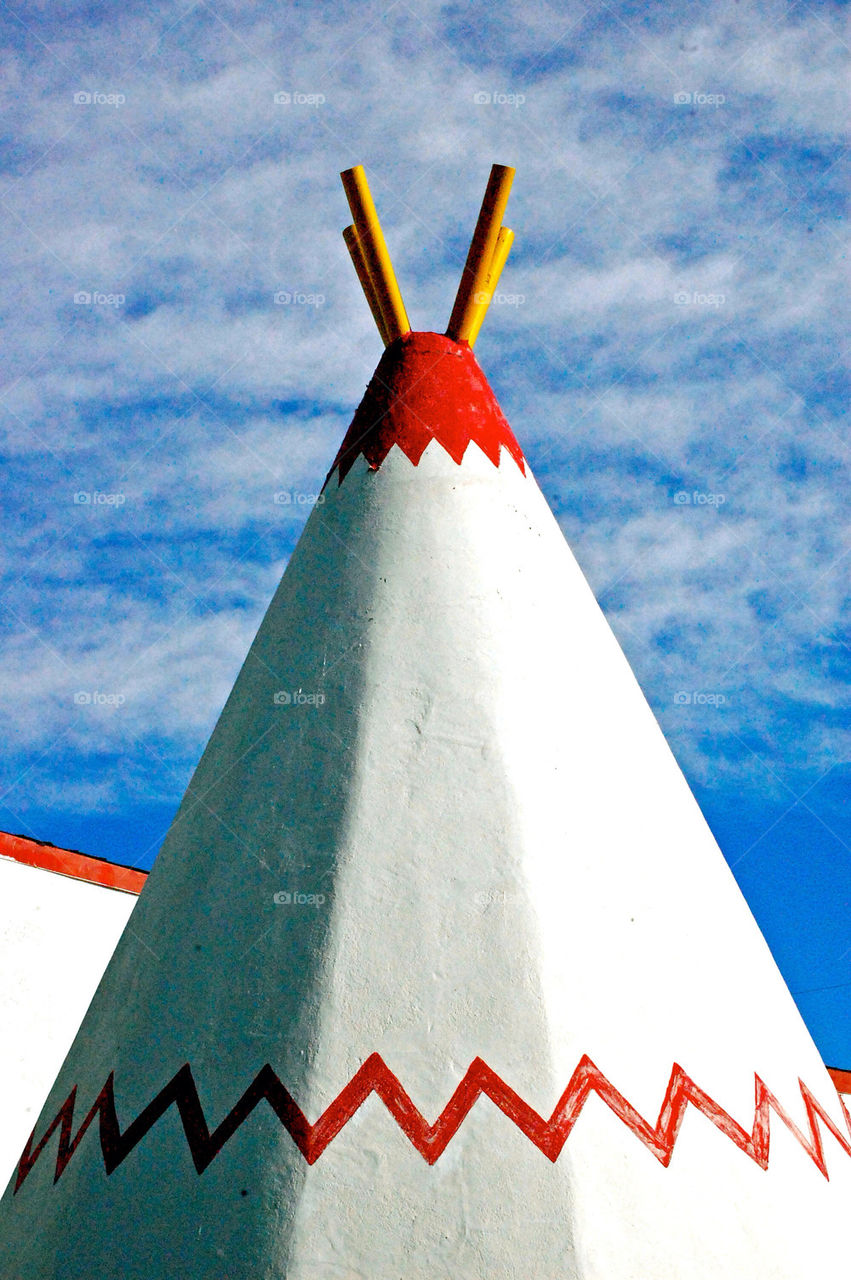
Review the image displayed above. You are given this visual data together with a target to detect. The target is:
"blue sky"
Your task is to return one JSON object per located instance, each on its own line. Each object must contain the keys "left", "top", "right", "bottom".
{"left": 1, "top": 1, "right": 849, "bottom": 1063}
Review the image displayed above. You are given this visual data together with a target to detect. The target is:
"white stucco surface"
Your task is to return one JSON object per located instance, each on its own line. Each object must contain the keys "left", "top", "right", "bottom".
{"left": 1, "top": 439, "right": 849, "bottom": 1278}
{"left": 0, "top": 857, "right": 136, "bottom": 1187}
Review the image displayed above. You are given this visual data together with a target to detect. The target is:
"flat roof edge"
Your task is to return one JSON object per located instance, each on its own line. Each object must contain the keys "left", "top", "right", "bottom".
{"left": 827, "top": 1066, "right": 851, "bottom": 1095}
{"left": 0, "top": 830, "right": 147, "bottom": 895}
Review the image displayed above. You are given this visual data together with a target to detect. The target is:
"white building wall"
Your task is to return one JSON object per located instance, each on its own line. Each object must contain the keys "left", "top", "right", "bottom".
{"left": 0, "top": 857, "right": 136, "bottom": 1186}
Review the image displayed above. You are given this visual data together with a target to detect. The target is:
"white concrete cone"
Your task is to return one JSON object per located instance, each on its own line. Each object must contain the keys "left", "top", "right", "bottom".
{"left": 2, "top": 333, "right": 849, "bottom": 1280}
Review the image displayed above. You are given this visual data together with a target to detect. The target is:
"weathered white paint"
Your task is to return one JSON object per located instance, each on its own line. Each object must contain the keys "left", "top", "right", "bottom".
{"left": 0, "top": 857, "right": 136, "bottom": 1187}
{"left": 1, "top": 437, "right": 848, "bottom": 1278}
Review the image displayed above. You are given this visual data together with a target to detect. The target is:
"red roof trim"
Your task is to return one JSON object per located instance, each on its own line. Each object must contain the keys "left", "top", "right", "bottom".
{"left": 827, "top": 1067, "right": 851, "bottom": 1096}
{"left": 0, "top": 831, "right": 147, "bottom": 896}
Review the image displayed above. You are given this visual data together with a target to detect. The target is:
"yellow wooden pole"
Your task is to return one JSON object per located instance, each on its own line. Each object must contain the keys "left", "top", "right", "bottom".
{"left": 340, "top": 165, "right": 410, "bottom": 342}
{"left": 446, "top": 164, "right": 515, "bottom": 343}
{"left": 343, "top": 224, "right": 391, "bottom": 345}
{"left": 465, "top": 226, "right": 514, "bottom": 348}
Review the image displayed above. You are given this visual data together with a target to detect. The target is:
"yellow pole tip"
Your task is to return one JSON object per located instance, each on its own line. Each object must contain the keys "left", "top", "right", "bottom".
{"left": 341, "top": 165, "right": 369, "bottom": 194}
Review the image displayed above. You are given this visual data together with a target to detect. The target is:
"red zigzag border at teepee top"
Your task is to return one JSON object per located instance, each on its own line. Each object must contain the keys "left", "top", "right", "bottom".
{"left": 14, "top": 1052, "right": 851, "bottom": 1193}
{"left": 325, "top": 331, "right": 527, "bottom": 487}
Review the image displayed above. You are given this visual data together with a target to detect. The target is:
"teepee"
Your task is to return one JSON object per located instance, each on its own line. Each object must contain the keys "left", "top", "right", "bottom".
{"left": 2, "top": 164, "right": 849, "bottom": 1280}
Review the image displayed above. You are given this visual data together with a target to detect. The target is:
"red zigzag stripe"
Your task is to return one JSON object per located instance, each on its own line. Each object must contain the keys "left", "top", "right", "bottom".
{"left": 14, "top": 1054, "right": 851, "bottom": 1193}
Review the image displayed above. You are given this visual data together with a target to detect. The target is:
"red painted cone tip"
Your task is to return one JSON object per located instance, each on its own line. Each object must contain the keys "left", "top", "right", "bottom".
{"left": 325, "top": 331, "right": 526, "bottom": 487}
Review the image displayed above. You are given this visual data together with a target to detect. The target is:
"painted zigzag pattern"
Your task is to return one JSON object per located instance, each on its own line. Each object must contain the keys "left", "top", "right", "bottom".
{"left": 14, "top": 1053, "right": 851, "bottom": 1193}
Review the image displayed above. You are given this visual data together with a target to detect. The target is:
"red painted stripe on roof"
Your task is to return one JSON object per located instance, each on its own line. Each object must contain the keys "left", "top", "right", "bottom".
{"left": 828, "top": 1067, "right": 851, "bottom": 1096}
{"left": 0, "top": 831, "right": 146, "bottom": 896}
